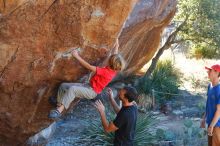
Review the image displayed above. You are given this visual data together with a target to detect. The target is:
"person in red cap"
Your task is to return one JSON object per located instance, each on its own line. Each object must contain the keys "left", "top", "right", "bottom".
{"left": 200, "top": 64, "right": 220, "bottom": 146}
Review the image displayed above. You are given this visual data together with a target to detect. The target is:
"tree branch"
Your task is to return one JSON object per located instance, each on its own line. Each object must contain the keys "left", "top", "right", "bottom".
{"left": 144, "top": 15, "right": 189, "bottom": 77}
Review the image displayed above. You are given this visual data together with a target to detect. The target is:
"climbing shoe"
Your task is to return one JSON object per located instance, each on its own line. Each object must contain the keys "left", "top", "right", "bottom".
{"left": 48, "top": 109, "right": 61, "bottom": 119}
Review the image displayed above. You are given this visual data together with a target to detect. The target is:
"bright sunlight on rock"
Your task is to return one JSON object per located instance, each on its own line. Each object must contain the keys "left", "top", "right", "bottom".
{"left": 0, "top": 0, "right": 176, "bottom": 145}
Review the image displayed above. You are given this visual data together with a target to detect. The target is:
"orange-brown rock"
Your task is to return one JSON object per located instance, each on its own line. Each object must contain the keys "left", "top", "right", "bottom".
{"left": 0, "top": 0, "right": 176, "bottom": 145}
{"left": 120, "top": 0, "right": 177, "bottom": 74}
{"left": 0, "top": 0, "right": 137, "bottom": 145}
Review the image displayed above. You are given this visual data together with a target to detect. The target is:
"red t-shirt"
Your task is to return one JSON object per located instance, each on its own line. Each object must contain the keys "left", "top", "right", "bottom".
{"left": 90, "top": 67, "right": 117, "bottom": 94}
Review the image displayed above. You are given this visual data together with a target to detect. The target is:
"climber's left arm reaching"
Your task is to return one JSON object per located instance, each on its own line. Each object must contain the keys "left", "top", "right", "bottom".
{"left": 72, "top": 50, "right": 96, "bottom": 73}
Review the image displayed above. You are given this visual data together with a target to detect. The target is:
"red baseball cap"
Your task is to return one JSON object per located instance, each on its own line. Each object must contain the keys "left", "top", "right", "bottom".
{"left": 205, "top": 64, "right": 220, "bottom": 73}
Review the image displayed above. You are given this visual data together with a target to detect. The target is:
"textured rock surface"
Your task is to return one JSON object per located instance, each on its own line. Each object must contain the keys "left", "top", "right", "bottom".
{"left": 0, "top": 0, "right": 176, "bottom": 145}
{"left": 0, "top": 0, "right": 137, "bottom": 145}
{"left": 120, "top": 0, "right": 177, "bottom": 73}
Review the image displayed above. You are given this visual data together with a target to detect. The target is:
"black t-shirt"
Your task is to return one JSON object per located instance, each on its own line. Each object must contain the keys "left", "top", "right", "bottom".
{"left": 113, "top": 105, "right": 137, "bottom": 146}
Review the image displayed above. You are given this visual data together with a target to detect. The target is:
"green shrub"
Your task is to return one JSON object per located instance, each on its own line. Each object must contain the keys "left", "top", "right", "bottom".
{"left": 135, "top": 60, "right": 181, "bottom": 104}
{"left": 154, "top": 119, "right": 207, "bottom": 146}
{"left": 189, "top": 44, "right": 219, "bottom": 59}
{"left": 80, "top": 112, "right": 157, "bottom": 146}
{"left": 183, "top": 119, "right": 206, "bottom": 140}
{"left": 156, "top": 129, "right": 177, "bottom": 142}
{"left": 151, "top": 60, "right": 181, "bottom": 96}
{"left": 134, "top": 113, "right": 157, "bottom": 146}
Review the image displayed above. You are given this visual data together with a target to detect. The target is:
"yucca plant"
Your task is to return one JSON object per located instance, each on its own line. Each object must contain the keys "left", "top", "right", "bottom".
{"left": 80, "top": 111, "right": 157, "bottom": 146}
{"left": 134, "top": 113, "right": 157, "bottom": 146}
{"left": 151, "top": 60, "right": 181, "bottom": 97}
{"left": 136, "top": 60, "right": 181, "bottom": 106}
{"left": 84, "top": 117, "right": 115, "bottom": 146}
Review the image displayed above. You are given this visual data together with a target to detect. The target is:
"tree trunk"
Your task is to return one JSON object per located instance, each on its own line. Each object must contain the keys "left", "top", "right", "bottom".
{"left": 144, "top": 44, "right": 170, "bottom": 77}
{"left": 144, "top": 17, "right": 188, "bottom": 77}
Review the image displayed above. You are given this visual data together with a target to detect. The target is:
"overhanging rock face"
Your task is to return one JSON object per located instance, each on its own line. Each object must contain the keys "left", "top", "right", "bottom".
{"left": 0, "top": 0, "right": 137, "bottom": 144}
{"left": 120, "top": 0, "right": 177, "bottom": 73}
{"left": 0, "top": 0, "right": 176, "bottom": 145}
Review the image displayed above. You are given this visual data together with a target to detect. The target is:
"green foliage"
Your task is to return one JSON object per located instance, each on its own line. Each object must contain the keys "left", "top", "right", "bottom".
{"left": 155, "top": 120, "right": 206, "bottom": 146}
{"left": 136, "top": 60, "right": 181, "bottom": 103}
{"left": 81, "top": 112, "right": 157, "bottom": 146}
{"left": 134, "top": 113, "right": 157, "bottom": 146}
{"left": 189, "top": 74, "right": 201, "bottom": 91}
{"left": 156, "top": 129, "right": 176, "bottom": 141}
{"left": 189, "top": 44, "right": 218, "bottom": 59}
{"left": 174, "top": 0, "right": 220, "bottom": 59}
{"left": 81, "top": 105, "right": 116, "bottom": 146}
{"left": 197, "top": 101, "right": 206, "bottom": 113}
{"left": 151, "top": 60, "right": 181, "bottom": 96}
{"left": 182, "top": 119, "right": 206, "bottom": 145}
{"left": 83, "top": 118, "right": 114, "bottom": 146}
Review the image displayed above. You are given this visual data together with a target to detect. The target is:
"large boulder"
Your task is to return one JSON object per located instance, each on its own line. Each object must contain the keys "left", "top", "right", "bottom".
{"left": 120, "top": 0, "right": 177, "bottom": 73}
{"left": 0, "top": 0, "right": 176, "bottom": 145}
